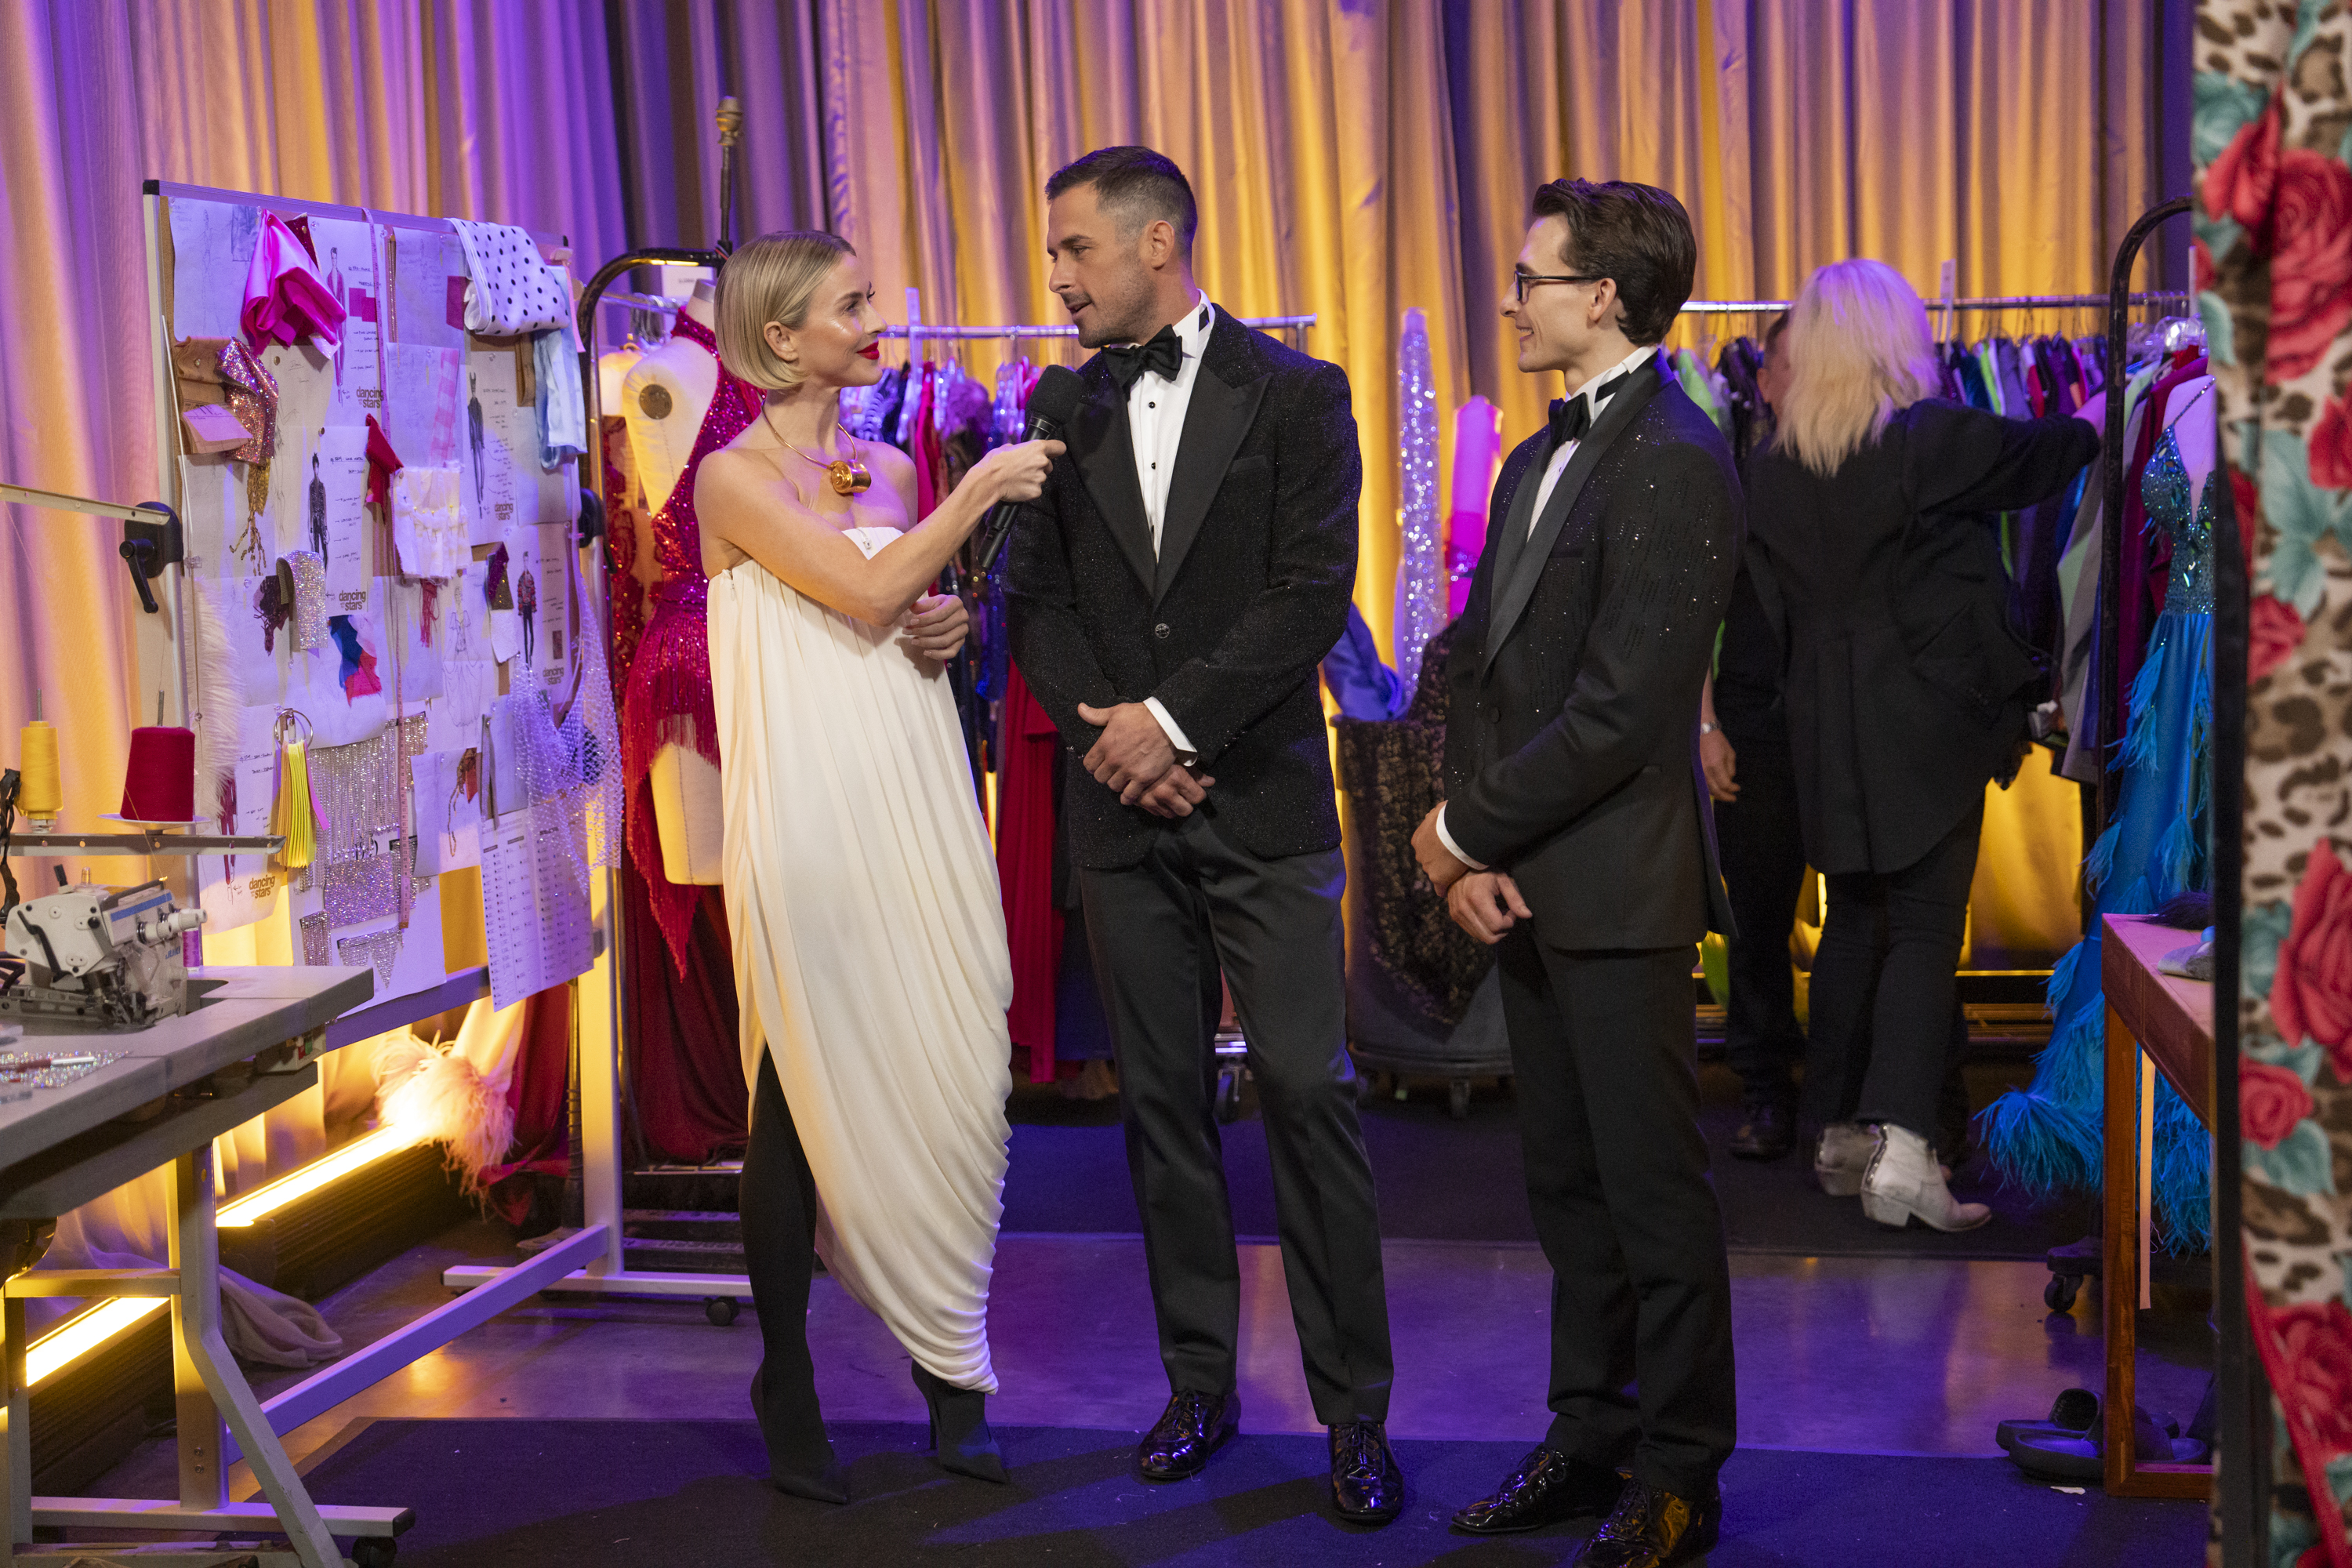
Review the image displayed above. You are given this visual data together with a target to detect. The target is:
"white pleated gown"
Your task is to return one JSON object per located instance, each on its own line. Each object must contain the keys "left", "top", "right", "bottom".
{"left": 708, "top": 527, "right": 1013, "bottom": 1392}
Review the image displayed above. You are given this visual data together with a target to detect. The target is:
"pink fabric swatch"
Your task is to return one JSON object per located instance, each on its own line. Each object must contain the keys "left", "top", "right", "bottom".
{"left": 241, "top": 212, "right": 347, "bottom": 352}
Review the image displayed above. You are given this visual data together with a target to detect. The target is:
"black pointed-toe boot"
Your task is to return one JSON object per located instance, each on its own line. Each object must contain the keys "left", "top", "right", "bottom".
{"left": 910, "top": 1363, "right": 1011, "bottom": 1484}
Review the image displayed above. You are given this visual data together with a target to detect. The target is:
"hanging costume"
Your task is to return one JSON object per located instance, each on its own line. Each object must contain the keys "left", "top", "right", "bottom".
{"left": 1984, "top": 379, "right": 2216, "bottom": 1249}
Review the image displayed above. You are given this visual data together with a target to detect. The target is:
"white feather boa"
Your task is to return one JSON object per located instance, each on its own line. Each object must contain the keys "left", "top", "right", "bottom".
{"left": 372, "top": 998, "right": 525, "bottom": 1191}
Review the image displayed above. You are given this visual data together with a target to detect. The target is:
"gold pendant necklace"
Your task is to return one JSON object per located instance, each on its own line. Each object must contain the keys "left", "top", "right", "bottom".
{"left": 765, "top": 408, "right": 873, "bottom": 496}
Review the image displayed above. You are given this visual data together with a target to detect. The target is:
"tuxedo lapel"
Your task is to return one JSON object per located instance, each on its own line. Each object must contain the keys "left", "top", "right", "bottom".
{"left": 1068, "top": 375, "right": 1157, "bottom": 592}
{"left": 1483, "top": 358, "right": 1665, "bottom": 676}
{"left": 1154, "top": 312, "right": 1266, "bottom": 603}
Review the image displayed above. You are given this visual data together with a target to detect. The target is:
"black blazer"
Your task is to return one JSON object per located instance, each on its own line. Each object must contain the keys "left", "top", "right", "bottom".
{"left": 1442, "top": 360, "right": 1742, "bottom": 949}
{"left": 1004, "top": 307, "right": 1361, "bottom": 870}
{"left": 1744, "top": 399, "right": 2099, "bottom": 877}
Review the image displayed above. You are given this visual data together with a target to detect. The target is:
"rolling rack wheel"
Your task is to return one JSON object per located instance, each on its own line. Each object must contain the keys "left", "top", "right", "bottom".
{"left": 350, "top": 1536, "right": 397, "bottom": 1568}
{"left": 705, "top": 1296, "right": 741, "bottom": 1327}
{"left": 2043, "top": 1235, "right": 2100, "bottom": 1314}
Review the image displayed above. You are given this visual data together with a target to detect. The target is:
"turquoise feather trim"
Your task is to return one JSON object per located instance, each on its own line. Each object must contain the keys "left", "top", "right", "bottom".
{"left": 2116, "top": 639, "right": 2169, "bottom": 771}
{"left": 1981, "top": 1088, "right": 2101, "bottom": 1197}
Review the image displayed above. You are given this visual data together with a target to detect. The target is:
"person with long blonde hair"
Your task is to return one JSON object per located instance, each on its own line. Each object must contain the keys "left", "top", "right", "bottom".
{"left": 695, "top": 230, "right": 1062, "bottom": 1501}
{"left": 1746, "top": 258, "right": 2096, "bottom": 1232}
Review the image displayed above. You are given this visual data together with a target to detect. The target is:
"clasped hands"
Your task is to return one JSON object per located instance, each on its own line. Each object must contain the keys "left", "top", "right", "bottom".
{"left": 1411, "top": 804, "right": 1532, "bottom": 946}
{"left": 898, "top": 591, "right": 970, "bottom": 664}
{"left": 1076, "top": 701, "right": 1214, "bottom": 819}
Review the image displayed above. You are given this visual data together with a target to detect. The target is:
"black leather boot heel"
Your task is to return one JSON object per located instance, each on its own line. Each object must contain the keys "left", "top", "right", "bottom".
{"left": 909, "top": 1363, "right": 1010, "bottom": 1484}
{"left": 753, "top": 1364, "right": 848, "bottom": 1504}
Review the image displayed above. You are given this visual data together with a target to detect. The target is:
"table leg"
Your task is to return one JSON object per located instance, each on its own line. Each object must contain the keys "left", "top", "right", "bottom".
{"left": 2103, "top": 1003, "right": 2140, "bottom": 1497}
{"left": 3, "top": 1294, "right": 27, "bottom": 1547}
{"left": 2139, "top": 1051, "right": 2155, "bottom": 1313}
{"left": 169, "top": 1154, "right": 224, "bottom": 1512}
{"left": 172, "top": 1151, "right": 343, "bottom": 1568}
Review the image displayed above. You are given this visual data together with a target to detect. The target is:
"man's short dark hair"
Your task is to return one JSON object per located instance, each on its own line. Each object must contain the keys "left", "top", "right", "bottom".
{"left": 1047, "top": 146, "right": 1198, "bottom": 257}
{"left": 1530, "top": 179, "right": 1697, "bottom": 345}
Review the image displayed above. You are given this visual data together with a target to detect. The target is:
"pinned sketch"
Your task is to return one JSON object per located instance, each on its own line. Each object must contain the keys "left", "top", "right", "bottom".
{"left": 310, "top": 424, "right": 372, "bottom": 594}
{"left": 386, "top": 224, "right": 470, "bottom": 350}
{"left": 168, "top": 198, "right": 263, "bottom": 341}
{"left": 379, "top": 343, "right": 463, "bottom": 467}
{"left": 288, "top": 581, "right": 388, "bottom": 747}
{"left": 310, "top": 216, "right": 382, "bottom": 423}
{"left": 177, "top": 456, "right": 246, "bottom": 580}
{"left": 387, "top": 577, "right": 445, "bottom": 702}
{"left": 195, "top": 704, "right": 288, "bottom": 934}
{"left": 459, "top": 350, "right": 520, "bottom": 543}
{"left": 412, "top": 746, "right": 484, "bottom": 875}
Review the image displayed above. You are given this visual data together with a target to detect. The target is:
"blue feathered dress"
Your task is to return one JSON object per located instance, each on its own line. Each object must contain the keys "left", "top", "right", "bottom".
{"left": 1984, "top": 413, "right": 2212, "bottom": 1249}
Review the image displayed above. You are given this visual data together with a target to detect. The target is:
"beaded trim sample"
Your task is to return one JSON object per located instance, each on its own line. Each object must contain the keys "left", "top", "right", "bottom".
{"left": 321, "top": 852, "right": 401, "bottom": 927}
{"left": 299, "top": 911, "right": 331, "bottom": 967}
{"left": 336, "top": 927, "right": 405, "bottom": 989}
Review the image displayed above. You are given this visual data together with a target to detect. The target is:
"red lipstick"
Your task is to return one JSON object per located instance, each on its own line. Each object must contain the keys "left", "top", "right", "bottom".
{"left": 858, "top": 343, "right": 881, "bottom": 360}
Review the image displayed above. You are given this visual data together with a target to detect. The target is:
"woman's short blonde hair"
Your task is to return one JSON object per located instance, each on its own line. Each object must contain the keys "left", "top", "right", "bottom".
{"left": 1775, "top": 258, "right": 1941, "bottom": 476}
{"left": 713, "top": 230, "right": 856, "bottom": 392}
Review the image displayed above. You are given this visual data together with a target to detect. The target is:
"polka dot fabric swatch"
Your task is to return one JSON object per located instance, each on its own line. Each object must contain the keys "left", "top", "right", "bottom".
{"left": 448, "top": 219, "right": 572, "bottom": 337}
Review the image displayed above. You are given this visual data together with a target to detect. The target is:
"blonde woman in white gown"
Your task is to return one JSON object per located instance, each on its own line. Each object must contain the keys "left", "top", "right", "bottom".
{"left": 695, "top": 230, "right": 1062, "bottom": 1501}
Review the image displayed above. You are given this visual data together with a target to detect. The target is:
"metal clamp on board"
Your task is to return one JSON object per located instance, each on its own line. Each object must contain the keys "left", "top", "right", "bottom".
{"left": 0, "top": 481, "right": 181, "bottom": 615}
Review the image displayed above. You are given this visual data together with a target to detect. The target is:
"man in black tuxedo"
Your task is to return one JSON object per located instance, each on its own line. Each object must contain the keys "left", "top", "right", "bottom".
{"left": 1410, "top": 180, "right": 1740, "bottom": 1568}
{"left": 1004, "top": 146, "right": 1402, "bottom": 1526}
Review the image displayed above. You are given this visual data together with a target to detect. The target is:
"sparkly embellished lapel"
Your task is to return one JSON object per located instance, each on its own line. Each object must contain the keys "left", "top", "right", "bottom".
{"left": 1484, "top": 355, "right": 1666, "bottom": 676}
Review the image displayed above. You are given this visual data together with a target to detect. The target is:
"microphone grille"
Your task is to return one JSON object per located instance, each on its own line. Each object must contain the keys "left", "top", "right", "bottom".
{"left": 1028, "top": 364, "right": 1088, "bottom": 426}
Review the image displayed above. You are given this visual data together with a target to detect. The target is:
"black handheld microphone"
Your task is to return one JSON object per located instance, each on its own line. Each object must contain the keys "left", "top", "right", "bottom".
{"left": 971, "top": 364, "right": 1087, "bottom": 583}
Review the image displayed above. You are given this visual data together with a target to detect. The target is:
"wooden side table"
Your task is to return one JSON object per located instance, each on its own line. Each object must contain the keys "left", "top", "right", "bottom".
{"left": 2100, "top": 913, "right": 2216, "bottom": 1500}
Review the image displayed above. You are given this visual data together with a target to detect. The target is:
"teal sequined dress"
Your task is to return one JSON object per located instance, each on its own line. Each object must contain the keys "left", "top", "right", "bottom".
{"left": 1984, "top": 416, "right": 2213, "bottom": 1247}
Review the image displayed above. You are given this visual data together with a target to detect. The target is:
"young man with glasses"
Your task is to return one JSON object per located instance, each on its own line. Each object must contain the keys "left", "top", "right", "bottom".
{"left": 1411, "top": 178, "right": 1742, "bottom": 1568}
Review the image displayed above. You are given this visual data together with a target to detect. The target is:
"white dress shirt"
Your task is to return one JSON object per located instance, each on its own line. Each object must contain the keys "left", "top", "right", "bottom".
{"left": 1437, "top": 343, "right": 1661, "bottom": 870}
{"left": 1127, "top": 292, "right": 1214, "bottom": 760}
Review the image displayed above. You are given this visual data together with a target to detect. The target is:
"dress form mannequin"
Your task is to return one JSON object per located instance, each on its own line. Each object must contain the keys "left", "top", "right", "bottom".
{"left": 621, "top": 284, "right": 725, "bottom": 886}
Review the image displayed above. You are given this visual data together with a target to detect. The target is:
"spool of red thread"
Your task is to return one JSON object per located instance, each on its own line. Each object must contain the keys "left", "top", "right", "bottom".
{"left": 119, "top": 725, "right": 197, "bottom": 822}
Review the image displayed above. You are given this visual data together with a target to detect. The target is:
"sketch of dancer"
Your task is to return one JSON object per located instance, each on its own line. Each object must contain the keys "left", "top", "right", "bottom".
{"left": 468, "top": 372, "right": 485, "bottom": 506}
{"left": 307, "top": 452, "right": 328, "bottom": 558}
{"left": 326, "top": 247, "right": 347, "bottom": 390}
{"left": 517, "top": 568, "right": 537, "bottom": 669}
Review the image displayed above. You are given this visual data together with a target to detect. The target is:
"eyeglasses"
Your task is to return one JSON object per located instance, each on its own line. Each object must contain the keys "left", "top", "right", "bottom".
{"left": 1512, "top": 270, "right": 1602, "bottom": 304}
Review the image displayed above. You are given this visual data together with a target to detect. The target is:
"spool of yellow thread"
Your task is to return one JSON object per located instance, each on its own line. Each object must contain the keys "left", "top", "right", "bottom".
{"left": 17, "top": 720, "right": 61, "bottom": 822}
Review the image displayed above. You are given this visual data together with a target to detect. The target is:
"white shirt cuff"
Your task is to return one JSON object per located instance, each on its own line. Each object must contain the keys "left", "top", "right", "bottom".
{"left": 1143, "top": 698, "right": 1197, "bottom": 763}
{"left": 1434, "top": 805, "right": 1486, "bottom": 871}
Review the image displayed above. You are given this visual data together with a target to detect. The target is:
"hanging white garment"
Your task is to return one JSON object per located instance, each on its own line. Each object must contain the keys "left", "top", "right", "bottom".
{"left": 708, "top": 525, "right": 1012, "bottom": 1391}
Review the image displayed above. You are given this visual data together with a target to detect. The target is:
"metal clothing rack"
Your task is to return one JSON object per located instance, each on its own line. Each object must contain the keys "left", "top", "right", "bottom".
{"left": 887, "top": 287, "right": 1314, "bottom": 354}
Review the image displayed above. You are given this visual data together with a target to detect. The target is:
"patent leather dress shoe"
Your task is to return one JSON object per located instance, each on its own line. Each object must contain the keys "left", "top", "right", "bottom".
{"left": 1728, "top": 1097, "right": 1795, "bottom": 1161}
{"left": 1450, "top": 1446, "right": 1626, "bottom": 1535}
{"left": 1328, "top": 1420, "right": 1403, "bottom": 1525}
{"left": 1571, "top": 1477, "right": 1721, "bottom": 1567}
{"left": 1135, "top": 1389, "right": 1240, "bottom": 1482}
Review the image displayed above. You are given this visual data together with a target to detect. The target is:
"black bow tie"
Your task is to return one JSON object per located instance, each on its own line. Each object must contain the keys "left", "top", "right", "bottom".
{"left": 1104, "top": 325, "right": 1185, "bottom": 393}
{"left": 1548, "top": 370, "right": 1632, "bottom": 448}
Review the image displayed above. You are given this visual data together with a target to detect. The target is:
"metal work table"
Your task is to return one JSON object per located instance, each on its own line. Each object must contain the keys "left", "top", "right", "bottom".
{"left": 2, "top": 967, "right": 391, "bottom": 1566}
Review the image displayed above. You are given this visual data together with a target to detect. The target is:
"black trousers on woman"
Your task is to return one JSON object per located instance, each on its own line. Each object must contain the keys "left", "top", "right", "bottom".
{"left": 740, "top": 1047, "right": 831, "bottom": 1478}
{"left": 1713, "top": 723, "right": 1808, "bottom": 1109}
{"left": 1802, "top": 801, "right": 1986, "bottom": 1143}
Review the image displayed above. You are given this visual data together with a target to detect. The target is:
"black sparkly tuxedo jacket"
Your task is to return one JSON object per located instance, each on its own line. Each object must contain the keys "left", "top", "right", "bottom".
{"left": 1442, "top": 358, "right": 1741, "bottom": 949}
{"left": 1004, "top": 307, "right": 1360, "bottom": 870}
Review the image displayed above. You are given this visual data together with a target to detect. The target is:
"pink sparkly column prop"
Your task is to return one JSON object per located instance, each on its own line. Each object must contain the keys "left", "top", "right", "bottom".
{"left": 1446, "top": 397, "right": 1503, "bottom": 619}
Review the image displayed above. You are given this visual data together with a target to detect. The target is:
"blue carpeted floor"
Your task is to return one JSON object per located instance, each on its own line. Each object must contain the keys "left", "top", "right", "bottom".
{"left": 299, "top": 1418, "right": 2205, "bottom": 1566}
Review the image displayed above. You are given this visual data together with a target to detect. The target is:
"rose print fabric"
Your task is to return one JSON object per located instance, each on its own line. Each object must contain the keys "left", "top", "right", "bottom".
{"left": 2198, "top": 4, "right": 2352, "bottom": 1561}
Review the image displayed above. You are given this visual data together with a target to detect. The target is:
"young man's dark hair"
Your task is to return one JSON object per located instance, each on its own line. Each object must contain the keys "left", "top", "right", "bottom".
{"left": 1530, "top": 178, "right": 1698, "bottom": 346}
{"left": 1046, "top": 145, "right": 1199, "bottom": 258}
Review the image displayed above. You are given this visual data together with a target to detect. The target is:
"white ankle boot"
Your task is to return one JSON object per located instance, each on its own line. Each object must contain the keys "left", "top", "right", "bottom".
{"left": 1813, "top": 1121, "right": 1878, "bottom": 1196}
{"left": 1860, "top": 1123, "right": 1991, "bottom": 1231}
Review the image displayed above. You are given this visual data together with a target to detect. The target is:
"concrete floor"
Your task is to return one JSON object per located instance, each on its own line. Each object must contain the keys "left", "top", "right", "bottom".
{"left": 180, "top": 1221, "right": 2211, "bottom": 1505}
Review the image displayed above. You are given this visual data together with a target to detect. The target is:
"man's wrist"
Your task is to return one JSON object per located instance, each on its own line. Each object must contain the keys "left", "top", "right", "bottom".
{"left": 1142, "top": 698, "right": 1199, "bottom": 766}
{"left": 1434, "top": 805, "right": 1487, "bottom": 871}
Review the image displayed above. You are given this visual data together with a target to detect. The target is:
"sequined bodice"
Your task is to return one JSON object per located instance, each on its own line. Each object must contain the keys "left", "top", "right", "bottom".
{"left": 2141, "top": 423, "right": 2215, "bottom": 615}
{"left": 652, "top": 313, "right": 764, "bottom": 595}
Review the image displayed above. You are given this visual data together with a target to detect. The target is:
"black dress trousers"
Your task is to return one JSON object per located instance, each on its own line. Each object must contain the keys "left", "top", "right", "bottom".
{"left": 1079, "top": 808, "right": 1395, "bottom": 1426}
{"left": 1495, "top": 933, "right": 1737, "bottom": 1500}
